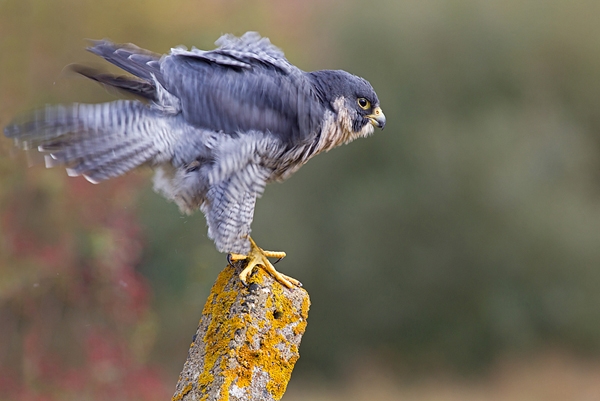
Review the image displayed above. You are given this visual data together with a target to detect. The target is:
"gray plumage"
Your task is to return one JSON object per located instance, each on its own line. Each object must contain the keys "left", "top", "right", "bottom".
{"left": 4, "top": 32, "right": 385, "bottom": 255}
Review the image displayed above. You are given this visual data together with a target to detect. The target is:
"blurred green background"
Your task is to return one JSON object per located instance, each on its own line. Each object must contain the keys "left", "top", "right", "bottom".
{"left": 2, "top": 0, "right": 600, "bottom": 400}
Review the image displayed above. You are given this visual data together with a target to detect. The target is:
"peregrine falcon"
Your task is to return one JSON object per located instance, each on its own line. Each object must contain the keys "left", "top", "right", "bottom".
{"left": 4, "top": 32, "right": 385, "bottom": 288}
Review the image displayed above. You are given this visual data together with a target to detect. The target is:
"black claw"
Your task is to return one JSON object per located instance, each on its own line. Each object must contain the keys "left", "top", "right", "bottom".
{"left": 227, "top": 253, "right": 233, "bottom": 265}
{"left": 273, "top": 257, "right": 283, "bottom": 265}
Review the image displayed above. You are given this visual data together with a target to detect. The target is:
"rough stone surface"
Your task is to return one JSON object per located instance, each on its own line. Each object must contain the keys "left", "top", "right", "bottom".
{"left": 172, "top": 264, "right": 310, "bottom": 401}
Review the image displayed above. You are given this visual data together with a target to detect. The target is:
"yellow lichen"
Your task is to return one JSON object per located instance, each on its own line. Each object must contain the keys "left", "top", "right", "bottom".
{"left": 195, "top": 264, "right": 309, "bottom": 401}
{"left": 172, "top": 382, "right": 193, "bottom": 401}
{"left": 198, "top": 266, "right": 245, "bottom": 401}
{"left": 301, "top": 295, "right": 311, "bottom": 320}
{"left": 236, "top": 268, "right": 308, "bottom": 400}
{"left": 294, "top": 296, "right": 311, "bottom": 336}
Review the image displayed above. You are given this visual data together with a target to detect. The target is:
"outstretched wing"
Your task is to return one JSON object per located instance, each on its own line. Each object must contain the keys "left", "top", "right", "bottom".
{"left": 4, "top": 101, "right": 181, "bottom": 183}
{"left": 79, "top": 32, "right": 326, "bottom": 148}
{"left": 161, "top": 32, "right": 325, "bottom": 147}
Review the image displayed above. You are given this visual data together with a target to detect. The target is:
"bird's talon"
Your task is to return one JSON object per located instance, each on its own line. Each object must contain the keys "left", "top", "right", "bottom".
{"left": 234, "top": 236, "right": 299, "bottom": 289}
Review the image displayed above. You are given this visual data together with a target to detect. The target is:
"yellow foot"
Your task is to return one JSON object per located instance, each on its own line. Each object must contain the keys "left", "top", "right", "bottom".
{"left": 228, "top": 236, "right": 302, "bottom": 289}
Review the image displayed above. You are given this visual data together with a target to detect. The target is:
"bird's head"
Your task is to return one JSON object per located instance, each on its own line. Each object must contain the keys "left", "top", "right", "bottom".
{"left": 309, "top": 70, "right": 386, "bottom": 146}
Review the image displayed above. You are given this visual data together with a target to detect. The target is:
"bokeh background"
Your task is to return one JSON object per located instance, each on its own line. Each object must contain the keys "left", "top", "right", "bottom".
{"left": 2, "top": 0, "right": 600, "bottom": 400}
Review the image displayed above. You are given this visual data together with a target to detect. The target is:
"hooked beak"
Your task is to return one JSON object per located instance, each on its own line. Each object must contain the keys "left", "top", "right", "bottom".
{"left": 367, "top": 106, "right": 386, "bottom": 129}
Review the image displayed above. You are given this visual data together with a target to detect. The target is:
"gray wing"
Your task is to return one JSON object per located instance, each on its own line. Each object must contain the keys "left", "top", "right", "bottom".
{"left": 161, "top": 32, "right": 325, "bottom": 147}
{"left": 4, "top": 39, "right": 182, "bottom": 183}
{"left": 76, "top": 32, "right": 326, "bottom": 147}
{"left": 86, "top": 39, "right": 164, "bottom": 85}
{"left": 4, "top": 100, "right": 181, "bottom": 184}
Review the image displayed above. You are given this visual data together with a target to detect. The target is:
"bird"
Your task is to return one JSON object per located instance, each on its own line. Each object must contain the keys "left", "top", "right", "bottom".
{"left": 4, "top": 32, "right": 386, "bottom": 288}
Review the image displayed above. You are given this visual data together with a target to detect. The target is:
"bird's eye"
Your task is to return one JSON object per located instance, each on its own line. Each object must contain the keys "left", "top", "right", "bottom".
{"left": 357, "top": 98, "right": 370, "bottom": 110}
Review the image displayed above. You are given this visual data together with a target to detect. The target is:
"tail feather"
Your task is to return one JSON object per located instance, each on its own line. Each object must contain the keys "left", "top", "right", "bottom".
{"left": 4, "top": 100, "right": 173, "bottom": 183}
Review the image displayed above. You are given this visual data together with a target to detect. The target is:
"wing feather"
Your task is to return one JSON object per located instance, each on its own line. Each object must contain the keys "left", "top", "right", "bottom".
{"left": 81, "top": 33, "right": 324, "bottom": 148}
{"left": 87, "top": 40, "right": 163, "bottom": 84}
{"left": 162, "top": 32, "right": 325, "bottom": 147}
